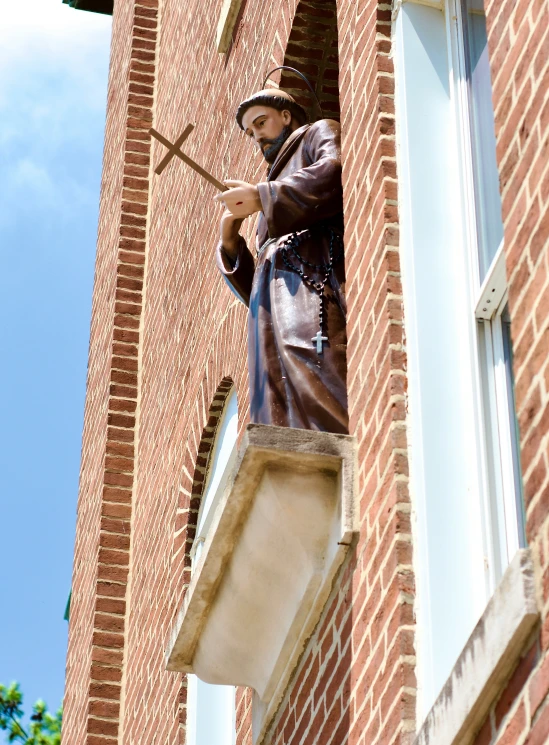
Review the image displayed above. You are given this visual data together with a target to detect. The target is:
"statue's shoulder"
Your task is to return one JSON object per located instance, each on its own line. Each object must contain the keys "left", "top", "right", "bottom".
{"left": 305, "top": 118, "right": 341, "bottom": 141}
{"left": 303, "top": 119, "right": 342, "bottom": 160}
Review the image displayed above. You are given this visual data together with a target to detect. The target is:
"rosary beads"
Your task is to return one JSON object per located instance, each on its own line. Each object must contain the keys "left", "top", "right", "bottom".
{"left": 280, "top": 227, "right": 344, "bottom": 354}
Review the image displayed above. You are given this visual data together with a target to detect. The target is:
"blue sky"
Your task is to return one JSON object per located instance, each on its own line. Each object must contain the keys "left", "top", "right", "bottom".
{"left": 0, "top": 0, "right": 112, "bottom": 728}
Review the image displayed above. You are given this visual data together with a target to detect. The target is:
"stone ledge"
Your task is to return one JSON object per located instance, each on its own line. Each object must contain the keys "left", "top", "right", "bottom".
{"left": 415, "top": 549, "right": 539, "bottom": 745}
{"left": 165, "top": 424, "right": 357, "bottom": 743}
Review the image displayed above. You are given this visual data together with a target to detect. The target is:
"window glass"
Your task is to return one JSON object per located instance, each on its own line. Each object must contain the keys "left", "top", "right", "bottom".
{"left": 501, "top": 305, "right": 527, "bottom": 547}
{"left": 461, "top": 0, "right": 504, "bottom": 279}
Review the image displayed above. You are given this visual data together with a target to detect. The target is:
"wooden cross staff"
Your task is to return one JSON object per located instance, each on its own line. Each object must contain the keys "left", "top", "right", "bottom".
{"left": 149, "top": 124, "right": 228, "bottom": 192}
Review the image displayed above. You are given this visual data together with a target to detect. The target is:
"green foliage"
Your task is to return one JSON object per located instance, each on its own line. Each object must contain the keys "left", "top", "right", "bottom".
{"left": 0, "top": 683, "right": 61, "bottom": 745}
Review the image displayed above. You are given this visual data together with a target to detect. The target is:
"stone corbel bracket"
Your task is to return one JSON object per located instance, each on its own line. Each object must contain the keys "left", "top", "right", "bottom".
{"left": 166, "top": 424, "right": 358, "bottom": 742}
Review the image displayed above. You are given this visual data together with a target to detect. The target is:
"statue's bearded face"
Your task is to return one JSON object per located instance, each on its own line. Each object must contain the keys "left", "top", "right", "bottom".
{"left": 242, "top": 105, "right": 295, "bottom": 164}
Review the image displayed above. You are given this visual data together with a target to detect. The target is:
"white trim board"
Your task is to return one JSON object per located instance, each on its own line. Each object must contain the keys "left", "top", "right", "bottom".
{"left": 216, "top": 0, "right": 243, "bottom": 53}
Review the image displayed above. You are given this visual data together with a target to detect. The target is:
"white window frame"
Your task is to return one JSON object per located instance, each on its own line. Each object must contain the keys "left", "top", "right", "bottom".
{"left": 393, "top": 0, "right": 490, "bottom": 716}
{"left": 475, "top": 246, "right": 526, "bottom": 573}
{"left": 187, "top": 389, "right": 238, "bottom": 745}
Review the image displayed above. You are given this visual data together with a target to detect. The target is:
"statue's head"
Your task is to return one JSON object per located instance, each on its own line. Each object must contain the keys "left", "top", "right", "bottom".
{"left": 236, "top": 89, "right": 308, "bottom": 164}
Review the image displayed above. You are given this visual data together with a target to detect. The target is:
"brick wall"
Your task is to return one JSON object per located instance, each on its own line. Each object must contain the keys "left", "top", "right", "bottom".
{"left": 64, "top": 0, "right": 549, "bottom": 739}
{"left": 278, "top": 1, "right": 340, "bottom": 121}
{"left": 64, "top": 0, "right": 414, "bottom": 743}
{"left": 266, "top": 1, "right": 415, "bottom": 744}
{"left": 469, "top": 0, "right": 549, "bottom": 742}
{"left": 63, "top": 0, "right": 159, "bottom": 742}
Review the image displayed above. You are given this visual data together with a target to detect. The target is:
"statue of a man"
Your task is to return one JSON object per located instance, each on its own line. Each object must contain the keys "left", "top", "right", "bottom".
{"left": 215, "top": 89, "right": 348, "bottom": 434}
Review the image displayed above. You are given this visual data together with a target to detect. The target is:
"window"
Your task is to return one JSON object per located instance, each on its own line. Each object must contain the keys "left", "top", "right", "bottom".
{"left": 393, "top": 0, "right": 524, "bottom": 719}
{"left": 458, "top": 0, "right": 526, "bottom": 576}
{"left": 187, "top": 389, "right": 238, "bottom": 745}
{"left": 186, "top": 677, "right": 236, "bottom": 745}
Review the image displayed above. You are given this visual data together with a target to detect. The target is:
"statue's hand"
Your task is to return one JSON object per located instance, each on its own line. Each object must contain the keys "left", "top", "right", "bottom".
{"left": 215, "top": 180, "right": 262, "bottom": 219}
{"left": 220, "top": 209, "right": 244, "bottom": 260}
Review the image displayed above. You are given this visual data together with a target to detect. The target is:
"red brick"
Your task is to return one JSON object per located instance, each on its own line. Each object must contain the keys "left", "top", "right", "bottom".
{"left": 529, "top": 651, "right": 549, "bottom": 719}
{"left": 64, "top": 0, "right": 549, "bottom": 744}
{"left": 524, "top": 699, "right": 549, "bottom": 745}
{"left": 495, "top": 641, "right": 538, "bottom": 727}
{"left": 88, "top": 683, "right": 121, "bottom": 700}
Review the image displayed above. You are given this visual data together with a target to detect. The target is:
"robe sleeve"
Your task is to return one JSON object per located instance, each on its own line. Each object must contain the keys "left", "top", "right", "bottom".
{"left": 256, "top": 119, "right": 343, "bottom": 238}
{"left": 215, "top": 235, "right": 256, "bottom": 307}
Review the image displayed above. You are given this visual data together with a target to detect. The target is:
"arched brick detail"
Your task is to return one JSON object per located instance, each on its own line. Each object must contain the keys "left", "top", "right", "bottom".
{"left": 172, "top": 376, "right": 234, "bottom": 580}
{"left": 167, "top": 296, "right": 249, "bottom": 596}
{"left": 171, "top": 375, "right": 235, "bottom": 744}
{"left": 278, "top": 0, "right": 340, "bottom": 122}
{"left": 167, "top": 300, "right": 248, "bottom": 745}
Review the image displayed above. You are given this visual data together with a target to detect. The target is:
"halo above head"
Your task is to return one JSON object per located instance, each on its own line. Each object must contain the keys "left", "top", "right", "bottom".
{"left": 263, "top": 66, "right": 324, "bottom": 121}
{"left": 236, "top": 88, "right": 308, "bottom": 130}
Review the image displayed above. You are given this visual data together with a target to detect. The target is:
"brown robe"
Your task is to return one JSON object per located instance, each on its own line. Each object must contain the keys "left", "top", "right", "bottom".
{"left": 216, "top": 119, "right": 348, "bottom": 433}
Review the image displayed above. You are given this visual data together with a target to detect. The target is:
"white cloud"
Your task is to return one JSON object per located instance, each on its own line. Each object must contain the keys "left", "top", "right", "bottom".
{"left": 0, "top": 0, "right": 112, "bottom": 108}
{"left": 11, "top": 157, "right": 55, "bottom": 195}
{"left": 0, "top": 0, "right": 111, "bottom": 69}
{"left": 0, "top": 0, "right": 112, "bottom": 232}
{"left": 0, "top": 154, "right": 94, "bottom": 230}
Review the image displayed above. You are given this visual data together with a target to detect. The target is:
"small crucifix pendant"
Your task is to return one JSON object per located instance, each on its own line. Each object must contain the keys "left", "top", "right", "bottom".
{"left": 312, "top": 330, "right": 329, "bottom": 354}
